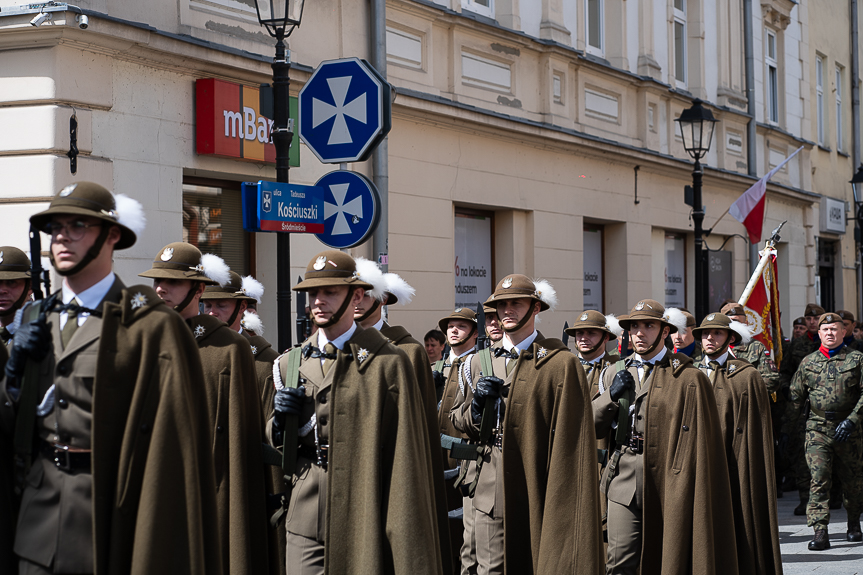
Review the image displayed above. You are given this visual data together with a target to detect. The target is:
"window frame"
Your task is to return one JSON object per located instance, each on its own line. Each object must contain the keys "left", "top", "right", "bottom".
{"left": 765, "top": 29, "right": 779, "bottom": 125}
{"left": 462, "top": 0, "right": 494, "bottom": 19}
{"left": 816, "top": 56, "right": 825, "bottom": 145}
{"left": 673, "top": 0, "right": 687, "bottom": 87}
{"left": 836, "top": 65, "right": 844, "bottom": 152}
{"left": 585, "top": 0, "right": 604, "bottom": 57}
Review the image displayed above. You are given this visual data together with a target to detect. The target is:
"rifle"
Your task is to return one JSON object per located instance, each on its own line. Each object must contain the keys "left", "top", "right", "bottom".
{"left": 476, "top": 302, "right": 488, "bottom": 350}
{"left": 295, "top": 278, "right": 307, "bottom": 345}
{"left": 29, "top": 225, "right": 49, "bottom": 301}
{"left": 562, "top": 321, "right": 570, "bottom": 348}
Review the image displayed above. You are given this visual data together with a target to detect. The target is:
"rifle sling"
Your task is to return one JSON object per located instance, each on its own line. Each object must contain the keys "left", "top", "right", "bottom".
{"left": 13, "top": 302, "right": 42, "bottom": 468}
{"left": 454, "top": 347, "right": 496, "bottom": 497}
{"left": 603, "top": 360, "right": 631, "bottom": 519}
{"left": 280, "top": 346, "right": 303, "bottom": 476}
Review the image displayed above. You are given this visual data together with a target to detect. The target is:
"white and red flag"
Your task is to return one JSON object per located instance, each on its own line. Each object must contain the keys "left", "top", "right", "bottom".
{"left": 729, "top": 146, "right": 803, "bottom": 243}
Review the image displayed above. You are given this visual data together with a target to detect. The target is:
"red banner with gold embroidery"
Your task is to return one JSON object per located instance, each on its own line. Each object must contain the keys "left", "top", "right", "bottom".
{"left": 740, "top": 252, "right": 783, "bottom": 370}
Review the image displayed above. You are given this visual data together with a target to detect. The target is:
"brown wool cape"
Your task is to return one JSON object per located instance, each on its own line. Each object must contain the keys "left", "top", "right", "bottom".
{"left": 79, "top": 286, "right": 221, "bottom": 574}
{"left": 278, "top": 326, "right": 443, "bottom": 575}
{"left": 641, "top": 354, "right": 739, "bottom": 575}
{"left": 244, "top": 332, "right": 287, "bottom": 575}
{"left": 189, "top": 315, "right": 269, "bottom": 575}
{"left": 711, "top": 359, "right": 782, "bottom": 575}
{"left": 499, "top": 336, "right": 604, "bottom": 575}
{"left": 380, "top": 323, "right": 453, "bottom": 575}
{"left": 0, "top": 342, "right": 13, "bottom": 573}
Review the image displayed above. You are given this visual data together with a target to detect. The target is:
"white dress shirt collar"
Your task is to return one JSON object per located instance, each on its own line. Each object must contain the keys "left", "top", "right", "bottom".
{"left": 703, "top": 350, "right": 730, "bottom": 368}
{"left": 635, "top": 345, "right": 667, "bottom": 366}
{"left": 372, "top": 317, "right": 385, "bottom": 331}
{"left": 62, "top": 272, "right": 115, "bottom": 308}
{"left": 503, "top": 329, "right": 538, "bottom": 355}
{"left": 317, "top": 321, "right": 358, "bottom": 351}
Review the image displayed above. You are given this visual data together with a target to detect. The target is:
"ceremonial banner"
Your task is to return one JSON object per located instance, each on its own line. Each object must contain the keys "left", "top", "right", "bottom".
{"left": 739, "top": 250, "right": 783, "bottom": 369}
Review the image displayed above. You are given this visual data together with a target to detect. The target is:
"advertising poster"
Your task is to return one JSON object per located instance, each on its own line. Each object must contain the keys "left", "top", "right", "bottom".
{"left": 455, "top": 213, "right": 493, "bottom": 309}
{"left": 708, "top": 250, "right": 733, "bottom": 313}
{"left": 583, "top": 227, "right": 603, "bottom": 311}
{"left": 664, "top": 234, "right": 686, "bottom": 309}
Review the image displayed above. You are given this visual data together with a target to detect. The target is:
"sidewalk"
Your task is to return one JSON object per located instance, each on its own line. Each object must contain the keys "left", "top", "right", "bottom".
{"left": 779, "top": 494, "right": 863, "bottom": 574}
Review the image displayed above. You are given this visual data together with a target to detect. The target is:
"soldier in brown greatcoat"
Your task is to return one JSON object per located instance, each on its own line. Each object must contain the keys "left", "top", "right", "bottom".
{"left": 482, "top": 303, "right": 503, "bottom": 344}
{"left": 1, "top": 182, "right": 221, "bottom": 575}
{"left": 269, "top": 250, "right": 442, "bottom": 575}
{"left": 141, "top": 243, "right": 268, "bottom": 575}
{"left": 670, "top": 309, "right": 702, "bottom": 362}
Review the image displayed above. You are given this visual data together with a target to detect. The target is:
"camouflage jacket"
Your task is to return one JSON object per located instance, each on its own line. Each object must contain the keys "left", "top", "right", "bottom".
{"left": 785, "top": 346, "right": 863, "bottom": 431}
{"left": 779, "top": 332, "right": 821, "bottom": 391}
{"left": 730, "top": 339, "right": 780, "bottom": 393}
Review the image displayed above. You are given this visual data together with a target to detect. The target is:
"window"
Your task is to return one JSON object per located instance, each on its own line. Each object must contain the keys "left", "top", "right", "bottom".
{"left": 816, "top": 56, "right": 825, "bottom": 144}
{"left": 586, "top": 0, "right": 603, "bottom": 56}
{"left": 454, "top": 210, "right": 494, "bottom": 309}
{"left": 673, "top": 0, "right": 686, "bottom": 86}
{"left": 664, "top": 233, "right": 686, "bottom": 309}
{"left": 766, "top": 30, "right": 779, "bottom": 124}
{"left": 583, "top": 226, "right": 604, "bottom": 311}
{"left": 836, "top": 65, "right": 844, "bottom": 151}
{"left": 462, "top": 0, "right": 494, "bottom": 18}
{"left": 182, "top": 179, "right": 251, "bottom": 276}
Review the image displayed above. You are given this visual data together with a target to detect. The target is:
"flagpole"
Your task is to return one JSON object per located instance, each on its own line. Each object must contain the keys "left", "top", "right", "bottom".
{"left": 738, "top": 220, "right": 786, "bottom": 306}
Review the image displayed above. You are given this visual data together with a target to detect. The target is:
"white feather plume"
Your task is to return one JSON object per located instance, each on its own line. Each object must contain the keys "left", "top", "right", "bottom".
{"left": 663, "top": 307, "right": 688, "bottom": 334}
{"left": 384, "top": 273, "right": 415, "bottom": 305}
{"left": 200, "top": 253, "right": 231, "bottom": 286}
{"left": 729, "top": 319, "right": 752, "bottom": 346}
{"left": 605, "top": 314, "right": 624, "bottom": 338}
{"left": 241, "top": 310, "right": 264, "bottom": 336}
{"left": 532, "top": 279, "right": 558, "bottom": 312}
{"left": 240, "top": 275, "right": 265, "bottom": 304}
{"left": 354, "top": 257, "right": 387, "bottom": 301}
{"left": 114, "top": 194, "right": 146, "bottom": 235}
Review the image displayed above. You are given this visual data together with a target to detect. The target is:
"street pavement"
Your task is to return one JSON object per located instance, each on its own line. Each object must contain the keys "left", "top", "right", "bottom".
{"left": 779, "top": 493, "right": 863, "bottom": 574}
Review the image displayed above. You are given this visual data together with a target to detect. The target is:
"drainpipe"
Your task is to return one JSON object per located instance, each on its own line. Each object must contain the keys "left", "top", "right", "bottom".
{"left": 744, "top": 0, "right": 760, "bottom": 273}
{"left": 852, "top": 0, "right": 862, "bottom": 318}
{"left": 371, "top": 0, "right": 389, "bottom": 273}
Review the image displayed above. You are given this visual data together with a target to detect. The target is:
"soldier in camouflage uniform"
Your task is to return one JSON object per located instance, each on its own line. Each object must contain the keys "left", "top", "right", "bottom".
{"left": 781, "top": 303, "right": 826, "bottom": 513}
{"left": 838, "top": 310, "right": 863, "bottom": 353}
{"left": 784, "top": 313, "right": 863, "bottom": 550}
{"left": 670, "top": 309, "right": 702, "bottom": 362}
{"left": 721, "top": 302, "right": 781, "bottom": 392}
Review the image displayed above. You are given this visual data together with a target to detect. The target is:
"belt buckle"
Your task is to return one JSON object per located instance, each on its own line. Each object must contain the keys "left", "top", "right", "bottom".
{"left": 826, "top": 411, "right": 837, "bottom": 421}
{"left": 53, "top": 444, "right": 71, "bottom": 470}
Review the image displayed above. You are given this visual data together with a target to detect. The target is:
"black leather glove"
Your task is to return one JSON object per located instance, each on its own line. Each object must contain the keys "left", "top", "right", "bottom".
{"left": 835, "top": 419, "right": 855, "bottom": 443}
{"left": 5, "top": 308, "right": 51, "bottom": 381}
{"left": 609, "top": 370, "right": 635, "bottom": 402}
{"left": 776, "top": 432, "right": 789, "bottom": 454}
{"left": 272, "top": 386, "right": 306, "bottom": 431}
{"left": 471, "top": 376, "right": 503, "bottom": 423}
{"left": 432, "top": 370, "right": 446, "bottom": 390}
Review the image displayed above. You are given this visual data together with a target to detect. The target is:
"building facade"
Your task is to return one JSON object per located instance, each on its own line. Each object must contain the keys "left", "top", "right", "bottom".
{"left": 0, "top": 0, "right": 857, "bottom": 342}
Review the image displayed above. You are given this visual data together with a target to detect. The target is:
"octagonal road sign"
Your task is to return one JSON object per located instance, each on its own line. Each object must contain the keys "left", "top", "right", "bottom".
{"left": 314, "top": 170, "right": 381, "bottom": 249}
{"left": 299, "top": 58, "right": 392, "bottom": 164}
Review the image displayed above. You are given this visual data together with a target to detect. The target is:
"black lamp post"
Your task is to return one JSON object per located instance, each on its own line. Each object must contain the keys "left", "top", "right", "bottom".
{"left": 851, "top": 165, "right": 863, "bottom": 320}
{"left": 253, "top": 0, "right": 305, "bottom": 352}
{"left": 675, "top": 98, "right": 717, "bottom": 323}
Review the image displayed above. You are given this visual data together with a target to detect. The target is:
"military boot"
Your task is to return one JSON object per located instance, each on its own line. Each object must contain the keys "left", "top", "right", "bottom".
{"left": 848, "top": 519, "right": 862, "bottom": 542}
{"left": 808, "top": 528, "right": 830, "bottom": 551}
{"left": 794, "top": 498, "right": 808, "bottom": 516}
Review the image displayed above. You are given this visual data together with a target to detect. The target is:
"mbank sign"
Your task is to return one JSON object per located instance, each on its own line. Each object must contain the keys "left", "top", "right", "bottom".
{"left": 196, "top": 78, "right": 299, "bottom": 166}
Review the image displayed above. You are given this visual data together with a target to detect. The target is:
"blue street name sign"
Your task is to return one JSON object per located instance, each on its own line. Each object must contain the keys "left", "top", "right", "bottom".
{"left": 241, "top": 180, "right": 324, "bottom": 233}
{"left": 299, "top": 57, "right": 392, "bottom": 164}
{"left": 314, "top": 170, "right": 381, "bottom": 249}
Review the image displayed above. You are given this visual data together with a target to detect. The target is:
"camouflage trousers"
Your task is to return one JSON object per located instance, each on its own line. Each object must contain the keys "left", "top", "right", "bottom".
{"left": 804, "top": 425, "right": 863, "bottom": 528}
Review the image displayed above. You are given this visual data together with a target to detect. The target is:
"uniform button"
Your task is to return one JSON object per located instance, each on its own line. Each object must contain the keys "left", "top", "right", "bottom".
{"left": 217, "top": 425, "right": 224, "bottom": 433}
{"left": 4, "top": 401, "right": 11, "bottom": 408}
{"left": 319, "top": 394, "right": 327, "bottom": 404}
{"left": 637, "top": 415, "right": 643, "bottom": 420}
{"left": 737, "top": 428, "right": 743, "bottom": 434}
{"left": 57, "top": 364, "right": 69, "bottom": 376}
{"left": 682, "top": 425, "right": 689, "bottom": 432}
{"left": 140, "top": 423, "right": 151, "bottom": 434}
{"left": 319, "top": 416, "right": 328, "bottom": 426}
{"left": 58, "top": 399, "right": 68, "bottom": 409}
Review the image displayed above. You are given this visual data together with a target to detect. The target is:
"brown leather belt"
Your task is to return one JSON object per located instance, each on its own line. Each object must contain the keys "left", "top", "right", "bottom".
{"left": 41, "top": 441, "right": 91, "bottom": 471}
{"left": 626, "top": 434, "right": 644, "bottom": 454}
{"left": 298, "top": 444, "right": 328, "bottom": 467}
{"left": 811, "top": 407, "right": 853, "bottom": 421}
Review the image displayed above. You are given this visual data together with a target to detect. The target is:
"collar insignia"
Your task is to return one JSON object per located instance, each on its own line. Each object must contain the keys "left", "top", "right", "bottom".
{"left": 131, "top": 292, "right": 148, "bottom": 309}
{"left": 580, "top": 312, "right": 588, "bottom": 321}
{"left": 707, "top": 314, "right": 715, "bottom": 321}
{"left": 635, "top": 301, "right": 645, "bottom": 311}
{"left": 161, "top": 247, "right": 174, "bottom": 261}
{"left": 537, "top": 347, "right": 548, "bottom": 359}
{"left": 502, "top": 277, "right": 513, "bottom": 289}
{"left": 251, "top": 345, "right": 258, "bottom": 355}
{"left": 728, "top": 364, "right": 736, "bottom": 373}
{"left": 672, "top": 358, "right": 681, "bottom": 369}
{"left": 59, "top": 184, "right": 77, "bottom": 197}
{"left": 194, "top": 324, "right": 206, "bottom": 338}
{"left": 357, "top": 348, "right": 369, "bottom": 363}
{"left": 313, "top": 256, "right": 327, "bottom": 270}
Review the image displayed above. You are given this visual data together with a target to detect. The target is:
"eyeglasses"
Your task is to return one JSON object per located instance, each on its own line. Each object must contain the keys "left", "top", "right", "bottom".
{"left": 43, "top": 220, "right": 102, "bottom": 241}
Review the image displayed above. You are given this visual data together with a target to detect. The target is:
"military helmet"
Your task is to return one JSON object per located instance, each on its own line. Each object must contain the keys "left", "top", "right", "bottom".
{"left": 438, "top": 308, "right": 478, "bottom": 333}
{"left": 618, "top": 299, "right": 687, "bottom": 335}
{"left": 483, "top": 304, "right": 497, "bottom": 316}
{"left": 0, "top": 247, "right": 31, "bottom": 280}
{"left": 678, "top": 309, "right": 697, "bottom": 328}
{"left": 138, "top": 242, "right": 230, "bottom": 285}
{"left": 837, "top": 310, "right": 855, "bottom": 323}
{"left": 200, "top": 271, "right": 263, "bottom": 302}
{"left": 720, "top": 302, "right": 746, "bottom": 318}
{"left": 805, "top": 303, "right": 826, "bottom": 317}
{"left": 486, "top": 274, "right": 557, "bottom": 312}
{"left": 30, "top": 182, "right": 144, "bottom": 250}
{"left": 818, "top": 313, "right": 844, "bottom": 327}
{"left": 564, "top": 309, "right": 621, "bottom": 341}
{"left": 382, "top": 272, "right": 415, "bottom": 306}
{"left": 293, "top": 250, "right": 374, "bottom": 292}
{"left": 691, "top": 313, "right": 750, "bottom": 346}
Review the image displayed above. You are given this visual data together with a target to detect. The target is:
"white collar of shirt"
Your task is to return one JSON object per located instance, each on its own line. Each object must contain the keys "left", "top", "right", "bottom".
{"left": 580, "top": 351, "right": 606, "bottom": 365}
{"left": 372, "top": 317, "right": 385, "bottom": 331}
{"left": 61, "top": 272, "right": 115, "bottom": 327}
{"left": 703, "top": 350, "right": 729, "bottom": 368}
{"left": 503, "top": 329, "right": 538, "bottom": 357}
{"left": 634, "top": 346, "right": 666, "bottom": 366}
{"left": 317, "top": 321, "right": 357, "bottom": 351}
{"left": 450, "top": 347, "right": 475, "bottom": 362}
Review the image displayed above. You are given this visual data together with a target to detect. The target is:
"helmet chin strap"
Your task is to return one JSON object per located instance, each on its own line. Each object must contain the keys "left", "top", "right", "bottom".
{"left": 51, "top": 225, "right": 110, "bottom": 278}
{"left": 313, "top": 288, "right": 356, "bottom": 329}
{"left": 174, "top": 284, "right": 200, "bottom": 314}
{"left": 502, "top": 306, "right": 535, "bottom": 334}
{"left": 707, "top": 332, "right": 733, "bottom": 359}
{"left": 633, "top": 328, "right": 666, "bottom": 357}
{"left": 580, "top": 335, "right": 607, "bottom": 357}
{"left": 356, "top": 299, "right": 381, "bottom": 324}
{"left": 226, "top": 300, "right": 244, "bottom": 328}
{"left": 449, "top": 325, "right": 477, "bottom": 348}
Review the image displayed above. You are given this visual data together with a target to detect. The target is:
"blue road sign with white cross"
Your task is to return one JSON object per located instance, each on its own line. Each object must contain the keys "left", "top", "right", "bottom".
{"left": 314, "top": 170, "right": 381, "bottom": 249}
{"left": 298, "top": 58, "right": 392, "bottom": 164}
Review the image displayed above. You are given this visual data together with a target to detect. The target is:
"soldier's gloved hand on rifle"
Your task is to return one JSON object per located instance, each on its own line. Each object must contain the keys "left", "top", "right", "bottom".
{"left": 471, "top": 375, "right": 503, "bottom": 423}
{"left": 432, "top": 369, "right": 446, "bottom": 390}
{"left": 609, "top": 370, "right": 635, "bottom": 402}
{"left": 776, "top": 432, "right": 789, "bottom": 454}
{"left": 272, "top": 386, "right": 306, "bottom": 433}
{"left": 835, "top": 419, "right": 855, "bottom": 443}
{"left": 5, "top": 309, "right": 51, "bottom": 381}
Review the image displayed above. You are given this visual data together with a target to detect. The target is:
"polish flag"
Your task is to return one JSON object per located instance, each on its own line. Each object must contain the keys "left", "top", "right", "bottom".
{"left": 729, "top": 146, "right": 803, "bottom": 243}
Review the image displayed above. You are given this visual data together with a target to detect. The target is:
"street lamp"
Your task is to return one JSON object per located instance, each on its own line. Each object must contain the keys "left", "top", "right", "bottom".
{"left": 850, "top": 165, "right": 863, "bottom": 321}
{"left": 253, "top": 0, "right": 305, "bottom": 352}
{"left": 675, "top": 98, "right": 717, "bottom": 323}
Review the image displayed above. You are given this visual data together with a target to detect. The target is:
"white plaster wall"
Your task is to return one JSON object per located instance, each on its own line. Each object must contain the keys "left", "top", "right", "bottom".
{"left": 519, "top": 0, "right": 543, "bottom": 39}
